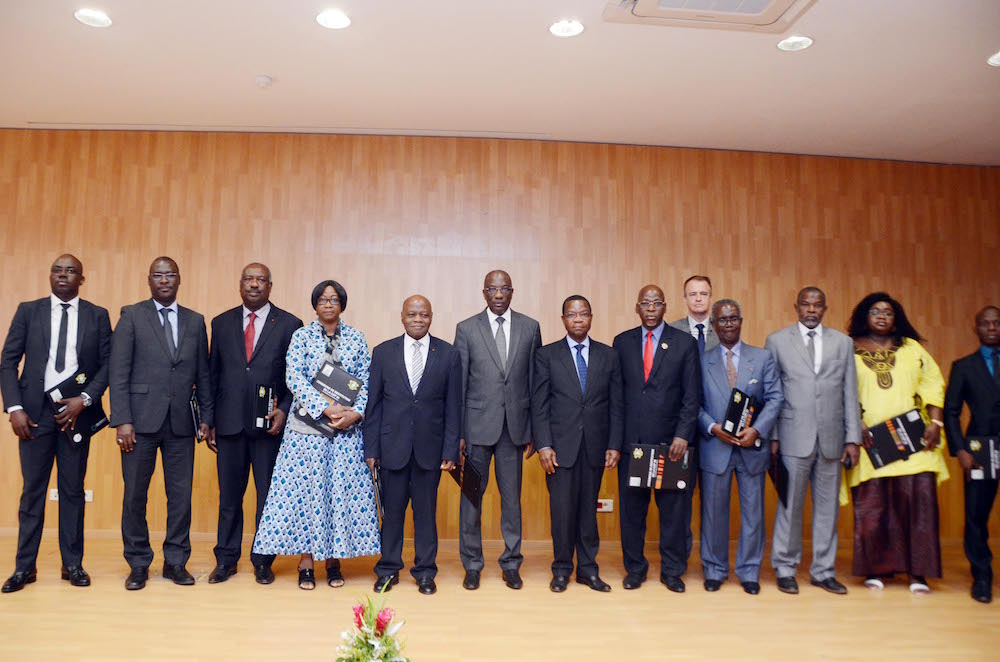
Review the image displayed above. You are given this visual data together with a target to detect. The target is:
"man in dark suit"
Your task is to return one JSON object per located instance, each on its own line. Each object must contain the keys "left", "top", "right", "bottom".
{"left": 532, "top": 295, "right": 623, "bottom": 593}
{"left": 1, "top": 255, "right": 111, "bottom": 593}
{"left": 669, "top": 275, "right": 719, "bottom": 355}
{"left": 206, "top": 263, "right": 302, "bottom": 585}
{"left": 364, "top": 295, "right": 462, "bottom": 595}
{"left": 109, "top": 256, "right": 212, "bottom": 590}
{"left": 613, "top": 284, "right": 701, "bottom": 592}
{"left": 454, "top": 270, "right": 542, "bottom": 590}
{"left": 944, "top": 305, "right": 1000, "bottom": 603}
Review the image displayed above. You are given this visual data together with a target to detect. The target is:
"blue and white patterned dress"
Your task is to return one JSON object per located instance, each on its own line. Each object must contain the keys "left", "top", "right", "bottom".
{"left": 252, "top": 320, "right": 381, "bottom": 561}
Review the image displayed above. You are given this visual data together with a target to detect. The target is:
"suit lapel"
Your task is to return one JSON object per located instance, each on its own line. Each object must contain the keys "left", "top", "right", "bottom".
{"left": 789, "top": 326, "right": 813, "bottom": 372}
{"left": 583, "top": 342, "right": 600, "bottom": 399}
{"left": 477, "top": 311, "right": 505, "bottom": 375}
{"left": 38, "top": 299, "right": 52, "bottom": 354}
{"left": 649, "top": 328, "right": 669, "bottom": 381}
{"left": 705, "top": 348, "right": 727, "bottom": 395}
{"left": 558, "top": 341, "right": 584, "bottom": 397}
{"left": 736, "top": 347, "right": 755, "bottom": 391}
{"left": 506, "top": 312, "right": 524, "bottom": 370}
{"left": 232, "top": 309, "right": 248, "bottom": 366}
{"left": 250, "top": 310, "right": 279, "bottom": 364}
{"left": 174, "top": 307, "right": 189, "bottom": 361}
{"left": 973, "top": 351, "right": 1000, "bottom": 395}
{"left": 397, "top": 336, "right": 414, "bottom": 393}
{"left": 417, "top": 336, "right": 440, "bottom": 396}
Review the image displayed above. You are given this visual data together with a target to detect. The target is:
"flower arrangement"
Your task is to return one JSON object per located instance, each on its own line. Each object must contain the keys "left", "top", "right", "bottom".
{"left": 336, "top": 591, "right": 410, "bottom": 662}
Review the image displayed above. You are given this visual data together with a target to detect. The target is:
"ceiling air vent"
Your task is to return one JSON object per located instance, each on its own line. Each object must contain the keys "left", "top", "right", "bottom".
{"left": 603, "top": 0, "right": 816, "bottom": 32}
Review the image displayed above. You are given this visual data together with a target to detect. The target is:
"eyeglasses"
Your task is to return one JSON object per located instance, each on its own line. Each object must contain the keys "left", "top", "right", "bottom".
{"left": 715, "top": 316, "right": 742, "bottom": 326}
{"left": 868, "top": 308, "right": 894, "bottom": 319}
{"left": 563, "top": 312, "right": 592, "bottom": 320}
{"left": 316, "top": 297, "right": 341, "bottom": 307}
{"left": 150, "top": 272, "right": 178, "bottom": 282}
{"left": 485, "top": 286, "right": 512, "bottom": 296}
{"left": 638, "top": 301, "right": 665, "bottom": 310}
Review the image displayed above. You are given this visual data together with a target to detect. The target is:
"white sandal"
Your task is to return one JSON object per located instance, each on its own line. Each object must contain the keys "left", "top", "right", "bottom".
{"left": 864, "top": 577, "right": 884, "bottom": 590}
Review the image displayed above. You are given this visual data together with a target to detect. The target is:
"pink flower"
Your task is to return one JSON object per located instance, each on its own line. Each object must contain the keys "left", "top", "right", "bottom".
{"left": 353, "top": 604, "right": 365, "bottom": 629}
{"left": 375, "top": 608, "right": 394, "bottom": 635}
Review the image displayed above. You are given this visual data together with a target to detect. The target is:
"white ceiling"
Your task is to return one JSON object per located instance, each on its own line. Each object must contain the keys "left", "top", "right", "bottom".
{"left": 2, "top": 0, "right": 999, "bottom": 165}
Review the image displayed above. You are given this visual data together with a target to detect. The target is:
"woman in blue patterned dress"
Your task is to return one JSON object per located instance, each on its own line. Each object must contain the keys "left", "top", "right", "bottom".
{"left": 252, "top": 280, "right": 380, "bottom": 589}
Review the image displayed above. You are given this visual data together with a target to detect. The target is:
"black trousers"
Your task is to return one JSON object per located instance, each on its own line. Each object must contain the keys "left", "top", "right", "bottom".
{"left": 374, "top": 451, "right": 443, "bottom": 580}
{"left": 15, "top": 416, "right": 90, "bottom": 573}
{"left": 214, "top": 431, "right": 281, "bottom": 567}
{"left": 121, "top": 419, "right": 194, "bottom": 569}
{"left": 964, "top": 478, "right": 999, "bottom": 581}
{"left": 617, "top": 457, "right": 692, "bottom": 578}
{"left": 547, "top": 457, "right": 603, "bottom": 578}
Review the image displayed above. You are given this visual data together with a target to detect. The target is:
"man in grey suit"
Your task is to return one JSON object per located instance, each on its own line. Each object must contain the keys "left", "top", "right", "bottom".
{"left": 669, "top": 275, "right": 719, "bottom": 355}
{"left": 454, "top": 270, "right": 542, "bottom": 591}
{"left": 765, "top": 286, "right": 860, "bottom": 595}
{"left": 697, "top": 299, "right": 782, "bottom": 595}
{"left": 110, "top": 256, "right": 212, "bottom": 590}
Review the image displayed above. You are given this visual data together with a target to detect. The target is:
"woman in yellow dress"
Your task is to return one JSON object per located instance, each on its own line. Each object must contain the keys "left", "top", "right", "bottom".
{"left": 844, "top": 292, "right": 948, "bottom": 594}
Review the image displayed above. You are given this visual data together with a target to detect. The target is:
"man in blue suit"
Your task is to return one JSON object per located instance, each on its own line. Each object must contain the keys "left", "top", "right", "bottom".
{"left": 364, "top": 295, "right": 462, "bottom": 595}
{"left": 697, "top": 299, "right": 782, "bottom": 595}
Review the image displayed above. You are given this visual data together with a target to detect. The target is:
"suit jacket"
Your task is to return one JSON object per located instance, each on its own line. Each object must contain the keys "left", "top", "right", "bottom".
{"left": 209, "top": 304, "right": 302, "bottom": 436}
{"left": 364, "top": 334, "right": 462, "bottom": 471}
{"left": 944, "top": 349, "right": 1000, "bottom": 456}
{"left": 531, "top": 338, "right": 624, "bottom": 468}
{"left": 613, "top": 325, "right": 701, "bottom": 446}
{"left": 697, "top": 343, "right": 783, "bottom": 475}
{"left": 1, "top": 298, "right": 112, "bottom": 425}
{"left": 454, "top": 309, "right": 542, "bottom": 446}
{"left": 764, "top": 324, "right": 861, "bottom": 460}
{"left": 669, "top": 317, "right": 720, "bottom": 353}
{"left": 109, "top": 299, "right": 213, "bottom": 435}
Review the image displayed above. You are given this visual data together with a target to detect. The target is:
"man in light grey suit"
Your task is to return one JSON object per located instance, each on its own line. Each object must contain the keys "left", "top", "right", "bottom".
{"left": 698, "top": 299, "right": 782, "bottom": 595}
{"left": 765, "top": 286, "right": 861, "bottom": 595}
{"left": 454, "top": 270, "right": 542, "bottom": 591}
{"left": 669, "top": 275, "right": 719, "bottom": 355}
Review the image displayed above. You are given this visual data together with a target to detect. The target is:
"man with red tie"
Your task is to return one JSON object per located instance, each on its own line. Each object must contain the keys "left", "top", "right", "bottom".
{"left": 612, "top": 284, "right": 701, "bottom": 592}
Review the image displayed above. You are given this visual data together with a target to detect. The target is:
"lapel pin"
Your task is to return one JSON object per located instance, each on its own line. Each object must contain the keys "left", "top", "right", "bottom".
{"left": 661, "top": 342, "right": 668, "bottom": 350}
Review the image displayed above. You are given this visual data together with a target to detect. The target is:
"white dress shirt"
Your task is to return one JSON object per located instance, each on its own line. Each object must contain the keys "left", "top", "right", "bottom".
{"left": 242, "top": 302, "right": 271, "bottom": 352}
{"left": 798, "top": 321, "right": 823, "bottom": 373}
{"left": 154, "top": 300, "right": 179, "bottom": 348}
{"left": 565, "top": 335, "right": 590, "bottom": 365}
{"left": 687, "top": 315, "right": 710, "bottom": 342}
{"left": 44, "top": 294, "right": 80, "bottom": 391}
{"left": 486, "top": 308, "right": 512, "bottom": 357}
{"left": 405, "top": 333, "right": 431, "bottom": 390}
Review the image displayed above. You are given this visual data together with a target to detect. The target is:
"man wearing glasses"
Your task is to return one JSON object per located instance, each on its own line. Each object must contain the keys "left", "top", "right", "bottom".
{"left": 613, "top": 284, "right": 701, "bottom": 592}
{"left": 109, "top": 256, "right": 212, "bottom": 590}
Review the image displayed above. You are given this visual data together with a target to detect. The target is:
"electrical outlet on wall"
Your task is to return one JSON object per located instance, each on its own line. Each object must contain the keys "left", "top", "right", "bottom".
{"left": 48, "top": 489, "right": 59, "bottom": 501}
{"left": 597, "top": 498, "right": 613, "bottom": 513}
{"left": 84, "top": 490, "right": 93, "bottom": 502}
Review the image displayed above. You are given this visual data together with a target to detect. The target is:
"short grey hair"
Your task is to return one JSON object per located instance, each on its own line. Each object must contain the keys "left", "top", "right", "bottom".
{"left": 710, "top": 299, "right": 741, "bottom": 322}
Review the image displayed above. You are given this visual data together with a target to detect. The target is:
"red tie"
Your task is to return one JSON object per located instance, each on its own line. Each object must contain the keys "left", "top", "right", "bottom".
{"left": 244, "top": 312, "right": 256, "bottom": 362}
{"left": 643, "top": 330, "right": 654, "bottom": 382}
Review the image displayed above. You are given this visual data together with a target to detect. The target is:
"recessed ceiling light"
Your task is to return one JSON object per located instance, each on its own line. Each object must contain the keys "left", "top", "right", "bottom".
{"left": 549, "top": 19, "right": 584, "bottom": 38}
{"left": 777, "top": 35, "right": 813, "bottom": 52}
{"left": 316, "top": 9, "right": 351, "bottom": 30}
{"left": 988, "top": 50, "right": 1000, "bottom": 67}
{"left": 74, "top": 8, "right": 112, "bottom": 28}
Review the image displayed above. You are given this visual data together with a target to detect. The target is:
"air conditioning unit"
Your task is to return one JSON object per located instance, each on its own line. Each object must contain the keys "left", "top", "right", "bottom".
{"left": 603, "top": 0, "right": 816, "bottom": 33}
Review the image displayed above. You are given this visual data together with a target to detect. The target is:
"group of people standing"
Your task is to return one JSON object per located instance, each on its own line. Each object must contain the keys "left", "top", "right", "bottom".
{"left": 2, "top": 256, "right": 998, "bottom": 606}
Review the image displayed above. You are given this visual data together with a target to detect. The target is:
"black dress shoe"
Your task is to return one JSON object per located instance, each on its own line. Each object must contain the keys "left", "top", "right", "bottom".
{"left": 810, "top": 576, "right": 847, "bottom": 595}
{"left": 254, "top": 564, "right": 275, "bottom": 585}
{"left": 704, "top": 579, "right": 723, "bottom": 592}
{"left": 162, "top": 563, "right": 195, "bottom": 586}
{"left": 660, "top": 574, "right": 685, "bottom": 593}
{"left": 416, "top": 577, "right": 437, "bottom": 595}
{"left": 208, "top": 564, "right": 237, "bottom": 584}
{"left": 125, "top": 567, "right": 149, "bottom": 591}
{"left": 742, "top": 581, "right": 761, "bottom": 595}
{"left": 462, "top": 570, "right": 480, "bottom": 590}
{"left": 776, "top": 576, "right": 799, "bottom": 594}
{"left": 61, "top": 566, "right": 91, "bottom": 587}
{"left": 622, "top": 573, "right": 645, "bottom": 590}
{"left": 374, "top": 574, "right": 399, "bottom": 592}
{"left": 576, "top": 575, "right": 611, "bottom": 592}
{"left": 502, "top": 569, "right": 523, "bottom": 590}
{"left": 972, "top": 579, "right": 992, "bottom": 604}
{"left": 2, "top": 569, "right": 37, "bottom": 593}
{"left": 550, "top": 575, "right": 570, "bottom": 592}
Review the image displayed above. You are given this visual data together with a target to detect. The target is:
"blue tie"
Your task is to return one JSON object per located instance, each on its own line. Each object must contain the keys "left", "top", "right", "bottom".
{"left": 574, "top": 344, "right": 588, "bottom": 393}
{"left": 696, "top": 323, "right": 706, "bottom": 355}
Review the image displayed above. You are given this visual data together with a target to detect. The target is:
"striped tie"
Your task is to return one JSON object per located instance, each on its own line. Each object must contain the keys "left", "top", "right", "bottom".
{"left": 410, "top": 341, "right": 423, "bottom": 394}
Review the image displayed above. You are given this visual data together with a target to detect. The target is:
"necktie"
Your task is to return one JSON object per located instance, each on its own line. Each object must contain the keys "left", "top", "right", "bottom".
{"left": 55, "top": 303, "right": 70, "bottom": 372}
{"left": 993, "top": 348, "right": 1000, "bottom": 387}
{"left": 574, "top": 343, "right": 588, "bottom": 392}
{"left": 726, "top": 349, "right": 737, "bottom": 388}
{"left": 695, "top": 323, "right": 706, "bottom": 355}
{"left": 643, "top": 331, "right": 654, "bottom": 382}
{"left": 161, "top": 308, "right": 177, "bottom": 360}
{"left": 495, "top": 317, "right": 507, "bottom": 372}
{"left": 410, "top": 341, "right": 424, "bottom": 394}
{"left": 806, "top": 330, "right": 817, "bottom": 373}
{"left": 244, "top": 311, "right": 257, "bottom": 362}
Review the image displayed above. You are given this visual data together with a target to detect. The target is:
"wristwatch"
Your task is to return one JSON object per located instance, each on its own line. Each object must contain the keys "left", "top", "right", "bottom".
{"left": 80, "top": 392, "right": 93, "bottom": 408}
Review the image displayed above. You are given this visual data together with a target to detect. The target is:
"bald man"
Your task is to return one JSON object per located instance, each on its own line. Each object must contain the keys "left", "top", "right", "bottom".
{"left": 2, "top": 255, "right": 112, "bottom": 593}
{"left": 365, "top": 295, "right": 462, "bottom": 595}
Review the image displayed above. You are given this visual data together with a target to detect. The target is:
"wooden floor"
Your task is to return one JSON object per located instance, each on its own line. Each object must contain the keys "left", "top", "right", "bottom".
{"left": 0, "top": 531, "right": 997, "bottom": 661}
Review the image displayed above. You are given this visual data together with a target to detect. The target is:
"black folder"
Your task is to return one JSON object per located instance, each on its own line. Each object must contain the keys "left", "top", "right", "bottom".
{"left": 625, "top": 444, "right": 690, "bottom": 490}
{"left": 768, "top": 455, "right": 789, "bottom": 507}
{"left": 967, "top": 436, "right": 1000, "bottom": 480}
{"left": 44, "top": 372, "right": 108, "bottom": 444}
{"left": 253, "top": 384, "right": 276, "bottom": 430}
{"left": 722, "top": 388, "right": 760, "bottom": 437}
{"left": 293, "top": 359, "right": 364, "bottom": 438}
{"left": 449, "top": 457, "right": 485, "bottom": 508}
{"left": 189, "top": 388, "right": 204, "bottom": 441}
{"left": 864, "top": 409, "right": 926, "bottom": 469}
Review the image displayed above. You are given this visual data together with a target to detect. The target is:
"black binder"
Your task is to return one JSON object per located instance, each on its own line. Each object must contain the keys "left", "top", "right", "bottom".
{"left": 722, "top": 388, "right": 760, "bottom": 437}
{"left": 293, "top": 359, "right": 364, "bottom": 438}
{"left": 864, "top": 409, "right": 926, "bottom": 469}
{"left": 449, "top": 457, "right": 485, "bottom": 508}
{"left": 768, "top": 455, "right": 789, "bottom": 507}
{"left": 967, "top": 436, "right": 1000, "bottom": 480}
{"left": 625, "top": 444, "right": 690, "bottom": 490}
{"left": 253, "top": 384, "right": 276, "bottom": 430}
{"left": 189, "top": 388, "right": 204, "bottom": 441}
{"left": 44, "top": 372, "right": 108, "bottom": 444}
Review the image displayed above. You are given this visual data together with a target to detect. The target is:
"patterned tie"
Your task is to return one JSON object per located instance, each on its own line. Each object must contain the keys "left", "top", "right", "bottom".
{"left": 726, "top": 349, "right": 737, "bottom": 388}
{"left": 993, "top": 348, "right": 1000, "bottom": 387}
{"left": 643, "top": 331, "right": 654, "bottom": 382}
{"left": 55, "top": 303, "right": 70, "bottom": 372}
{"left": 695, "top": 323, "right": 706, "bottom": 355}
{"left": 160, "top": 308, "right": 177, "bottom": 360}
{"left": 806, "top": 330, "right": 817, "bottom": 373}
{"left": 495, "top": 317, "right": 508, "bottom": 372}
{"left": 410, "top": 341, "right": 424, "bottom": 394}
{"left": 244, "top": 311, "right": 257, "bottom": 362}
{"left": 574, "top": 343, "right": 588, "bottom": 392}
